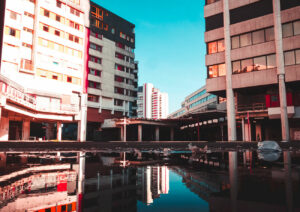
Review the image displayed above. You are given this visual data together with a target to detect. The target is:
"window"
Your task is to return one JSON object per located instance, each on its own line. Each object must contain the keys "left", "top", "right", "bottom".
{"left": 10, "top": 11, "right": 17, "bottom": 20}
{"left": 217, "top": 39, "right": 225, "bottom": 52}
{"left": 240, "top": 33, "right": 252, "bottom": 47}
{"left": 22, "top": 43, "right": 32, "bottom": 48}
{"left": 231, "top": 36, "right": 240, "bottom": 49}
{"left": 208, "top": 41, "right": 217, "bottom": 54}
{"left": 284, "top": 50, "right": 296, "bottom": 65}
{"left": 43, "top": 25, "right": 49, "bottom": 32}
{"left": 265, "top": 27, "right": 275, "bottom": 41}
{"left": 24, "top": 11, "right": 34, "bottom": 18}
{"left": 74, "top": 36, "right": 79, "bottom": 43}
{"left": 218, "top": 64, "right": 226, "bottom": 76}
{"left": 114, "top": 99, "right": 123, "bottom": 106}
{"left": 56, "top": 15, "right": 61, "bottom": 22}
{"left": 90, "top": 43, "right": 102, "bottom": 51}
{"left": 56, "top": 1, "right": 62, "bottom": 8}
{"left": 23, "top": 27, "right": 33, "bottom": 33}
{"left": 282, "top": 22, "right": 293, "bottom": 38}
{"left": 293, "top": 20, "right": 300, "bottom": 35}
{"left": 88, "top": 94, "right": 99, "bottom": 102}
{"left": 44, "top": 9, "right": 50, "bottom": 17}
{"left": 267, "top": 54, "right": 276, "bottom": 69}
{"left": 252, "top": 29, "right": 265, "bottom": 44}
{"left": 54, "top": 30, "right": 60, "bottom": 36}
{"left": 8, "top": 27, "right": 16, "bottom": 37}
{"left": 232, "top": 61, "right": 241, "bottom": 74}
{"left": 241, "top": 58, "right": 253, "bottom": 72}
{"left": 112, "top": 28, "right": 115, "bottom": 34}
{"left": 68, "top": 34, "right": 73, "bottom": 41}
{"left": 52, "top": 75, "right": 58, "bottom": 80}
{"left": 253, "top": 56, "right": 267, "bottom": 71}
{"left": 208, "top": 65, "right": 218, "bottom": 78}
{"left": 67, "top": 76, "right": 72, "bottom": 83}
{"left": 89, "top": 68, "right": 101, "bottom": 76}
{"left": 296, "top": 49, "right": 300, "bottom": 64}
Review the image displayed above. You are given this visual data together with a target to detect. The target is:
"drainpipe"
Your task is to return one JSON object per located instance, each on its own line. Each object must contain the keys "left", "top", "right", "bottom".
{"left": 273, "top": 0, "right": 290, "bottom": 141}
{"left": 223, "top": 0, "right": 237, "bottom": 141}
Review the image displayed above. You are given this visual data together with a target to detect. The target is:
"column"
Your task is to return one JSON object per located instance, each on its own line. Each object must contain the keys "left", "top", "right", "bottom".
{"left": 77, "top": 152, "right": 85, "bottom": 212}
{"left": 284, "top": 151, "right": 293, "bottom": 212}
{"left": 77, "top": 94, "right": 87, "bottom": 142}
{"left": 224, "top": 0, "right": 237, "bottom": 141}
{"left": 220, "top": 124, "right": 224, "bottom": 141}
{"left": 0, "top": 109, "right": 9, "bottom": 141}
{"left": 57, "top": 122, "right": 62, "bottom": 141}
{"left": 273, "top": 0, "right": 289, "bottom": 141}
{"left": 22, "top": 120, "right": 30, "bottom": 140}
{"left": 170, "top": 127, "right": 174, "bottom": 141}
{"left": 138, "top": 125, "right": 143, "bottom": 142}
{"left": 155, "top": 126, "right": 159, "bottom": 141}
{"left": 242, "top": 118, "right": 245, "bottom": 141}
{"left": 120, "top": 127, "right": 124, "bottom": 141}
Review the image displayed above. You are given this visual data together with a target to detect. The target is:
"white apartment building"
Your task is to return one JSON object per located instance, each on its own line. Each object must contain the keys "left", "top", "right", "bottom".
{"left": 0, "top": 0, "right": 89, "bottom": 141}
{"left": 137, "top": 83, "right": 169, "bottom": 119}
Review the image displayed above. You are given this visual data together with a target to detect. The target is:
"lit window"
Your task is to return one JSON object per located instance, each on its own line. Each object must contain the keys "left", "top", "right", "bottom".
{"left": 10, "top": 11, "right": 17, "bottom": 20}
{"left": 253, "top": 56, "right": 267, "bottom": 71}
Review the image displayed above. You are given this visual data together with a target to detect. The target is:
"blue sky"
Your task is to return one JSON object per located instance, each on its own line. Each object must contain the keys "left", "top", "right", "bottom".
{"left": 93, "top": 0, "right": 207, "bottom": 113}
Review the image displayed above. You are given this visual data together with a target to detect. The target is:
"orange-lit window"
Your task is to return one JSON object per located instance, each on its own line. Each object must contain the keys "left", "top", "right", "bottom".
{"left": 208, "top": 65, "right": 218, "bottom": 78}
{"left": 208, "top": 42, "right": 217, "bottom": 54}
{"left": 218, "top": 64, "right": 226, "bottom": 76}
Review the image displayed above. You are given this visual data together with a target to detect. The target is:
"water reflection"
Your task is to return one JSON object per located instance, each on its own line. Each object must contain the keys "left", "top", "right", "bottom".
{"left": 0, "top": 150, "right": 299, "bottom": 211}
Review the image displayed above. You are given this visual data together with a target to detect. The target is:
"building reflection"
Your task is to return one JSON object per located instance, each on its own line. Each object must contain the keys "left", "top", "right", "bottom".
{"left": 0, "top": 152, "right": 78, "bottom": 212}
{"left": 136, "top": 166, "right": 169, "bottom": 205}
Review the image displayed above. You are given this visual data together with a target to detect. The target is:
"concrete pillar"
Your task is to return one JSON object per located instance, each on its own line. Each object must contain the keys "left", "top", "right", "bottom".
{"left": 241, "top": 118, "right": 245, "bottom": 141}
{"left": 0, "top": 114, "right": 9, "bottom": 141}
{"left": 57, "top": 122, "right": 62, "bottom": 141}
{"left": 120, "top": 127, "right": 124, "bottom": 141}
{"left": 76, "top": 152, "right": 85, "bottom": 212}
{"left": 155, "top": 126, "right": 159, "bottom": 141}
{"left": 77, "top": 94, "right": 88, "bottom": 142}
{"left": 170, "top": 127, "right": 174, "bottom": 141}
{"left": 22, "top": 120, "right": 30, "bottom": 140}
{"left": 273, "top": 0, "right": 290, "bottom": 141}
{"left": 224, "top": 0, "right": 237, "bottom": 141}
{"left": 244, "top": 122, "right": 252, "bottom": 142}
{"left": 138, "top": 124, "right": 143, "bottom": 142}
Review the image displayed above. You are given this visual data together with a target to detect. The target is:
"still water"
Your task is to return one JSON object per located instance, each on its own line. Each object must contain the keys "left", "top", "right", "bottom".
{"left": 0, "top": 150, "right": 299, "bottom": 212}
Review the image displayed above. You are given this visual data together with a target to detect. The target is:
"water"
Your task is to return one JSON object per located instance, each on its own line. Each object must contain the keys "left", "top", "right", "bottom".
{"left": 0, "top": 150, "right": 299, "bottom": 212}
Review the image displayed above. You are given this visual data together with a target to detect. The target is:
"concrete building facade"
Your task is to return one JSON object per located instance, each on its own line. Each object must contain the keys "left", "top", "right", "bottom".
{"left": 137, "top": 83, "right": 169, "bottom": 119}
{"left": 168, "top": 85, "right": 218, "bottom": 118}
{"left": 86, "top": 2, "right": 138, "bottom": 140}
{"left": 204, "top": 0, "right": 300, "bottom": 141}
{"left": 0, "top": 0, "right": 90, "bottom": 141}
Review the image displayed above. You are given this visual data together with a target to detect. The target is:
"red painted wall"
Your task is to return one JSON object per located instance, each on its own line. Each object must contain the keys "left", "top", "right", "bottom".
{"left": 87, "top": 108, "right": 124, "bottom": 123}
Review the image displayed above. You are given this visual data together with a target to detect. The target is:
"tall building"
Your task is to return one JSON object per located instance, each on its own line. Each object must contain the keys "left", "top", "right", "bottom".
{"left": 137, "top": 83, "right": 169, "bottom": 119}
{"left": 204, "top": 0, "right": 300, "bottom": 141}
{"left": 0, "top": 0, "right": 89, "bottom": 141}
{"left": 168, "top": 85, "right": 218, "bottom": 118}
{"left": 86, "top": 2, "right": 138, "bottom": 139}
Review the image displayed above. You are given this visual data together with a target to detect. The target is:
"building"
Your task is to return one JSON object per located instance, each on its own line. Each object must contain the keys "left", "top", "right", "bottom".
{"left": 204, "top": 0, "right": 300, "bottom": 141}
{"left": 86, "top": 2, "right": 138, "bottom": 140}
{"left": 0, "top": 0, "right": 90, "bottom": 141}
{"left": 137, "top": 83, "right": 169, "bottom": 119}
{"left": 168, "top": 85, "right": 218, "bottom": 118}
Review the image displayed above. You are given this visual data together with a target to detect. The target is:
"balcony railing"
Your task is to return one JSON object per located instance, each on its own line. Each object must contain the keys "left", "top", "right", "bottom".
{"left": 236, "top": 103, "right": 266, "bottom": 112}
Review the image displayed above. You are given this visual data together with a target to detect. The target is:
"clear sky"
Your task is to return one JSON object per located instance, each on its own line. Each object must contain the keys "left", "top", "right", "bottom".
{"left": 93, "top": 0, "right": 207, "bottom": 113}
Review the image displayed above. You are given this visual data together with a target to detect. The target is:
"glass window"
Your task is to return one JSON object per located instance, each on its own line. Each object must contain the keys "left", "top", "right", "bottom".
{"left": 296, "top": 49, "right": 300, "bottom": 64}
{"left": 232, "top": 61, "right": 241, "bottom": 74}
{"left": 217, "top": 40, "right": 225, "bottom": 52}
{"left": 10, "top": 11, "right": 17, "bottom": 20}
{"left": 253, "top": 56, "right": 267, "bottom": 71}
{"left": 218, "top": 64, "right": 226, "bottom": 76}
{"left": 241, "top": 58, "right": 253, "bottom": 73}
{"left": 284, "top": 51, "right": 296, "bottom": 65}
{"left": 282, "top": 22, "right": 293, "bottom": 38}
{"left": 293, "top": 20, "right": 300, "bottom": 35}
{"left": 252, "top": 29, "right": 265, "bottom": 44}
{"left": 208, "top": 41, "right": 217, "bottom": 54}
{"left": 231, "top": 36, "right": 240, "bottom": 49}
{"left": 265, "top": 27, "right": 274, "bottom": 41}
{"left": 267, "top": 54, "right": 276, "bottom": 69}
{"left": 240, "top": 33, "right": 252, "bottom": 47}
{"left": 208, "top": 65, "right": 218, "bottom": 78}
